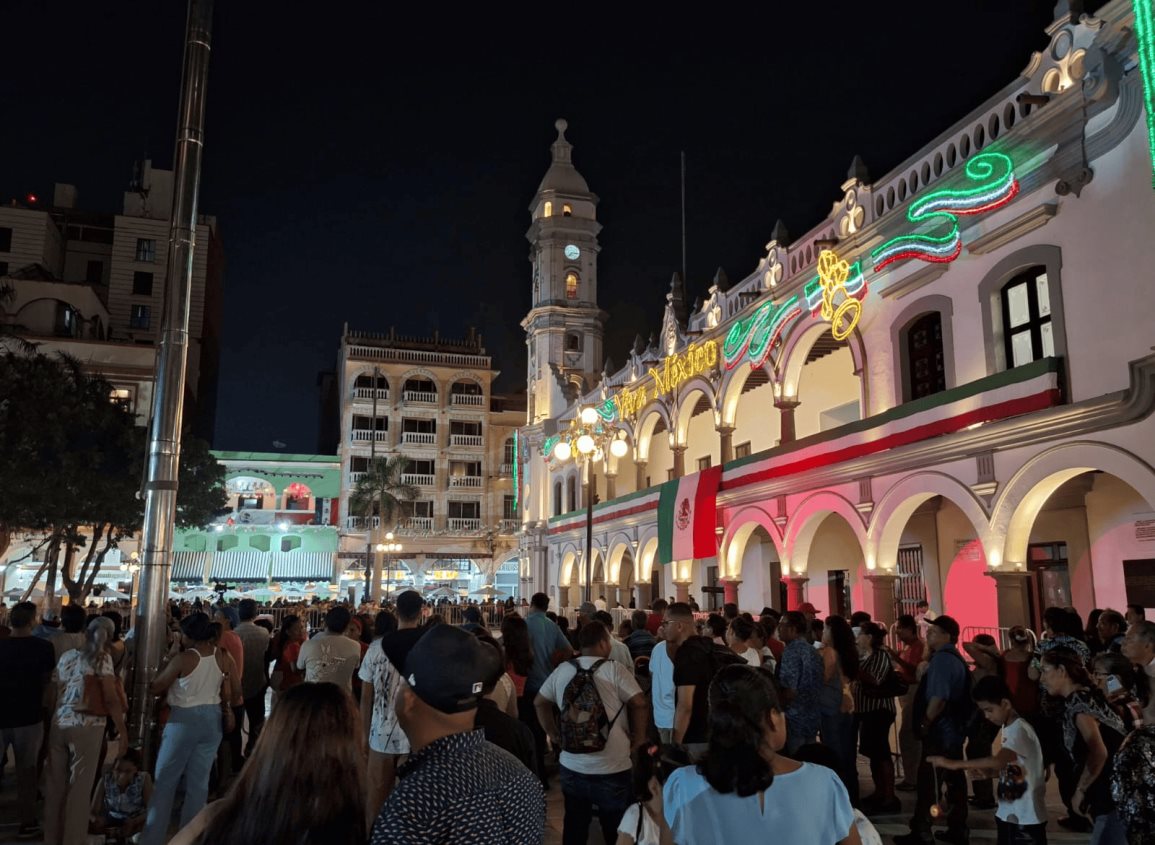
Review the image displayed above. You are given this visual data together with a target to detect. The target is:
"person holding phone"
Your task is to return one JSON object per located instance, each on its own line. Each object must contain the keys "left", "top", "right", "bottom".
{"left": 1091, "top": 652, "right": 1146, "bottom": 733}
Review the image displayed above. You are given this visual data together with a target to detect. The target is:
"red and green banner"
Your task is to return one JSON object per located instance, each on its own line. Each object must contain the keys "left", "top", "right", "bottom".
{"left": 657, "top": 466, "right": 722, "bottom": 564}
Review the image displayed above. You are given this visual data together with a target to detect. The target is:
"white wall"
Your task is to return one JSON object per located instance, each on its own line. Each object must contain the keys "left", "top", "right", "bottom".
{"left": 795, "top": 347, "right": 860, "bottom": 441}
{"left": 1085, "top": 473, "right": 1155, "bottom": 614}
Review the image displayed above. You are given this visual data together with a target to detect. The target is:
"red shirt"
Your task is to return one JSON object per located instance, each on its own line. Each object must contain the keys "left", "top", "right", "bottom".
{"left": 219, "top": 630, "right": 244, "bottom": 679}
{"left": 896, "top": 638, "right": 925, "bottom": 684}
{"left": 646, "top": 612, "right": 663, "bottom": 636}
{"left": 766, "top": 637, "right": 785, "bottom": 661}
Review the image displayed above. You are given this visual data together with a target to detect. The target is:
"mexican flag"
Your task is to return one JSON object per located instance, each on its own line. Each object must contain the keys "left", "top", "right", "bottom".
{"left": 656, "top": 465, "right": 722, "bottom": 564}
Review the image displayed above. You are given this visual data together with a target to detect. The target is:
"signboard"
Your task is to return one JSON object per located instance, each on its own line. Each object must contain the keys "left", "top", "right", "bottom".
{"left": 1124, "top": 558, "right": 1155, "bottom": 606}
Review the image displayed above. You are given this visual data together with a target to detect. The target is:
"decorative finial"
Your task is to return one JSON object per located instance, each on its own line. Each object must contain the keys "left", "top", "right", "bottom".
{"left": 555, "top": 118, "right": 568, "bottom": 139}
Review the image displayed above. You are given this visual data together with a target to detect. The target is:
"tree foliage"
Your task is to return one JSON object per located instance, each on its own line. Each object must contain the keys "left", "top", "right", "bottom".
{"left": 0, "top": 348, "right": 227, "bottom": 603}
{"left": 348, "top": 455, "right": 420, "bottom": 528}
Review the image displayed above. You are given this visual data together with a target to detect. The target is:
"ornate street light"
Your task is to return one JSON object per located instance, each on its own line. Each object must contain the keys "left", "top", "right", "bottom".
{"left": 373, "top": 532, "right": 403, "bottom": 601}
{"left": 546, "top": 405, "right": 630, "bottom": 603}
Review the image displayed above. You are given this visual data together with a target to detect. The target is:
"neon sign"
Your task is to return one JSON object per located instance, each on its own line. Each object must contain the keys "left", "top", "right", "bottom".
{"left": 1135, "top": 0, "right": 1155, "bottom": 189}
{"left": 804, "top": 252, "right": 867, "bottom": 342}
{"left": 870, "top": 152, "right": 1019, "bottom": 272}
{"left": 722, "top": 296, "right": 802, "bottom": 370}
{"left": 599, "top": 340, "right": 720, "bottom": 422}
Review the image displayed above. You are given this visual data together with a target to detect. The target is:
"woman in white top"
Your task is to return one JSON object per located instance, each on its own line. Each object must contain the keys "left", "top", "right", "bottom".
{"left": 141, "top": 612, "right": 236, "bottom": 845}
{"left": 725, "top": 617, "right": 762, "bottom": 666}
{"left": 662, "top": 664, "right": 860, "bottom": 845}
{"left": 44, "top": 615, "right": 128, "bottom": 845}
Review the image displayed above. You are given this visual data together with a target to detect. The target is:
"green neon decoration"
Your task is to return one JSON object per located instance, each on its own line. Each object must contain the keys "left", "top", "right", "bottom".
{"left": 512, "top": 429, "right": 520, "bottom": 512}
{"left": 1136, "top": 0, "right": 1155, "bottom": 189}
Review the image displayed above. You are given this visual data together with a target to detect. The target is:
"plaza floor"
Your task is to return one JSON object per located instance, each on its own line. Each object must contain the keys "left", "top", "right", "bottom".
{"left": 0, "top": 751, "right": 1093, "bottom": 844}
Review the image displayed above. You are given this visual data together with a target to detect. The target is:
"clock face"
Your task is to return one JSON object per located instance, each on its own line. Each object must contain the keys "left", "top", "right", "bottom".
{"left": 564, "top": 244, "right": 581, "bottom": 260}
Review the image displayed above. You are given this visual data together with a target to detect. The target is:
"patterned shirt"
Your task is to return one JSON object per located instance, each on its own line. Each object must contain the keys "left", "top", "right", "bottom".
{"left": 54, "top": 649, "right": 114, "bottom": 729}
{"left": 777, "top": 638, "right": 823, "bottom": 741}
{"left": 371, "top": 729, "right": 545, "bottom": 844}
{"left": 854, "top": 649, "right": 897, "bottom": 714}
{"left": 1111, "top": 725, "right": 1155, "bottom": 845}
{"left": 358, "top": 639, "right": 409, "bottom": 754}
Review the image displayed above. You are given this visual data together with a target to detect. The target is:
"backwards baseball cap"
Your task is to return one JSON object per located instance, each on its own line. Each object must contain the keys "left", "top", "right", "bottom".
{"left": 929, "top": 614, "right": 961, "bottom": 640}
{"left": 404, "top": 623, "right": 498, "bottom": 714}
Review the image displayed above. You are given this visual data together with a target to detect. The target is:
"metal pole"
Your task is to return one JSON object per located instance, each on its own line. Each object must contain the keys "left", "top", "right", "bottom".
{"left": 130, "top": 0, "right": 214, "bottom": 758}
{"left": 584, "top": 457, "right": 593, "bottom": 604}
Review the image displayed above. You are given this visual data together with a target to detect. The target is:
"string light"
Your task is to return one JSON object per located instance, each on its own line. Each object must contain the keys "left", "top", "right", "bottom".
{"left": 1135, "top": 0, "right": 1155, "bottom": 189}
{"left": 722, "top": 296, "right": 802, "bottom": 371}
{"left": 871, "top": 152, "right": 1019, "bottom": 272}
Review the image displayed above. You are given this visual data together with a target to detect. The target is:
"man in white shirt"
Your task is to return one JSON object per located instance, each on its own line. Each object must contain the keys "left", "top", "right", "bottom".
{"left": 594, "top": 611, "right": 634, "bottom": 675}
{"left": 650, "top": 636, "right": 676, "bottom": 745}
{"left": 536, "top": 621, "right": 648, "bottom": 845}
{"left": 1122, "top": 620, "right": 1155, "bottom": 725}
{"left": 297, "top": 605, "right": 362, "bottom": 691}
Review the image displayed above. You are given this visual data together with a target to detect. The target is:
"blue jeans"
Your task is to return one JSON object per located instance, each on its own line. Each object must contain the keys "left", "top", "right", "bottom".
{"left": 821, "top": 710, "right": 858, "bottom": 805}
{"left": 1090, "top": 810, "right": 1126, "bottom": 845}
{"left": 141, "top": 705, "right": 222, "bottom": 845}
{"left": 559, "top": 766, "right": 632, "bottom": 845}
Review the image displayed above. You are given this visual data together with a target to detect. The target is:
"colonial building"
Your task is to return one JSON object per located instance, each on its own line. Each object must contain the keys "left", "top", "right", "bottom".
{"left": 335, "top": 325, "right": 526, "bottom": 596}
{"left": 521, "top": 0, "right": 1155, "bottom": 635}
{"left": 0, "top": 162, "right": 224, "bottom": 435}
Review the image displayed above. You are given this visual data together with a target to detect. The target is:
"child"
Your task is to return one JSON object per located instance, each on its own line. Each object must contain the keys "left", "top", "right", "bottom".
{"left": 929, "top": 675, "right": 1047, "bottom": 845}
{"left": 89, "top": 749, "right": 153, "bottom": 841}
{"left": 615, "top": 742, "right": 673, "bottom": 845}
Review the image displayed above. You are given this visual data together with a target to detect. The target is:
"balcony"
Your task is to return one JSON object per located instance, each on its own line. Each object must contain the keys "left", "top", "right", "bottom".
{"left": 451, "top": 393, "right": 484, "bottom": 407}
{"left": 401, "top": 473, "right": 435, "bottom": 486}
{"left": 448, "top": 517, "right": 482, "bottom": 532}
{"left": 449, "top": 434, "right": 483, "bottom": 448}
{"left": 348, "top": 343, "right": 491, "bottom": 369}
{"left": 499, "top": 462, "right": 514, "bottom": 475}
{"left": 403, "top": 390, "right": 438, "bottom": 404}
{"left": 498, "top": 518, "right": 519, "bottom": 535}
{"left": 401, "top": 431, "right": 437, "bottom": 446}
{"left": 350, "top": 471, "right": 366, "bottom": 484}
{"left": 346, "top": 515, "right": 380, "bottom": 530}
{"left": 351, "top": 429, "right": 388, "bottom": 444}
{"left": 353, "top": 387, "right": 388, "bottom": 401}
{"left": 399, "top": 517, "right": 434, "bottom": 532}
{"left": 449, "top": 475, "right": 482, "bottom": 488}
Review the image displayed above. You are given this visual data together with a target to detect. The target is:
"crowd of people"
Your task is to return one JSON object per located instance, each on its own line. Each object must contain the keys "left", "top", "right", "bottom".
{"left": 1, "top": 592, "right": 1154, "bottom": 844}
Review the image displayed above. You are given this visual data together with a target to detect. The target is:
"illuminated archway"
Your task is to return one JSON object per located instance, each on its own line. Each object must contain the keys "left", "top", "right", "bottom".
{"left": 633, "top": 402, "right": 673, "bottom": 465}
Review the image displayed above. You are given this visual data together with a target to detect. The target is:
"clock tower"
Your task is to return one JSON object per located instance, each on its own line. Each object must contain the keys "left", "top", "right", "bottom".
{"left": 522, "top": 119, "right": 606, "bottom": 424}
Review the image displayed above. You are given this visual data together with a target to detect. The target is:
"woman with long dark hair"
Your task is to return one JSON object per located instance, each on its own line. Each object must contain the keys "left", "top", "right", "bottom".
{"left": 169, "top": 682, "right": 367, "bottom": 845}
{"left": 1040, "top": 648, "right": 1127, "bottom": 845}
{"left": 662, "top": 664, "right": 859, "bottom": 844}
{"left": 819, "top": 615, "right": 860, "bottom": 805}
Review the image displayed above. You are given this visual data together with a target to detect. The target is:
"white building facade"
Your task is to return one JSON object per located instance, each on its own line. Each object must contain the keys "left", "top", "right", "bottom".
{"left": 520, "top": 1, "right": 1155, "bottom": 634}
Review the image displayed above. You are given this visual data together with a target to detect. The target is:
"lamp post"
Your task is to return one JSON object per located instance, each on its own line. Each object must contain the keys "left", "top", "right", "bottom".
{"left": 373, "top": 532, "right": 402, "bottom": 602}
{"left": 549, "top": 406, "right": 630, "bottom": 604}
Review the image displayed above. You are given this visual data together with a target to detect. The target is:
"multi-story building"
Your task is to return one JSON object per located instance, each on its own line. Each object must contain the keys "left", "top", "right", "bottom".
{"left": 335, "top": 325, "right": 526, "bottom": 595}
{"left": 522, "top": 0, "right": 1155, "bottom": 635}
{"left": 0, "top": 161, "right": 224, "bottom": 434}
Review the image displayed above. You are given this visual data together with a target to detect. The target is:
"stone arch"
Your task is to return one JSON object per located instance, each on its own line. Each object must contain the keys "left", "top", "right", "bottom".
{"left": 869, "top": 471, "right": 991, "bottom": 573}
{"left": 607, "top": 535, "right": 635, "bottom": 584}
{"left": 633, "top": 401, "right": 673, "bottom": 464}
{"left": 779, "top": 321, "right": 866, "bottom": 402}
{"left": 559, "top": 548, "right": 578, "bottom": 586}
{"left": 991, "top": 441, "right": 1155, "bottom": 569}
{"left": 784, "top": 491, "right": 868, "bottom": 574}
{"left": 673, "top": 378, "right": 718, "bottom": 447}
{"left": 721, "top": 505, "right": 786, "bottom": 578}
{"left": 719, "top": 361, "right": 776, "bottom": 429}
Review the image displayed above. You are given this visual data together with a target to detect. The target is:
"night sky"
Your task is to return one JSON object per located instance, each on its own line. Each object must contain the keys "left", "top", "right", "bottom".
{"left": 4, "top": 0, "right": 1064, "bottom": 453}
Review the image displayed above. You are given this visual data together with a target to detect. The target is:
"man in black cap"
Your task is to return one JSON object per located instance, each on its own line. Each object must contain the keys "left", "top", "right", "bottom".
{"left": 896, "top": 614, "right": 972, "bottom": 845}
{"left": 371, "top": 624, "right": 545, "bottom": 844}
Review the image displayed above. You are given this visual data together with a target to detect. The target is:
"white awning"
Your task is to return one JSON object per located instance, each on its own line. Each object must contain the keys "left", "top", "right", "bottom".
{"left": 210, "top": 552, "right": 270, "bottom": 583}
{"left": 172, "top": 552, "right": 209, "bottom": 583}
{"left": 269, "top": 551, "right": 335, "bottom": 581}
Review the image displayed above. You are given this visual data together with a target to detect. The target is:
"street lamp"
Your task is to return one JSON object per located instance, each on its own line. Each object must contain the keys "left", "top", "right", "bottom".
{"left": 547, "top": 405, "right": 630, "bottom": 603}
{"left": 374, "top": 533, "right": 402, "bottom": 602}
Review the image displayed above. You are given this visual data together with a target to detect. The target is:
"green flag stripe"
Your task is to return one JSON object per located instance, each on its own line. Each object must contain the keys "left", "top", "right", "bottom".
{"left": 656, "top": 479, "right": 677, "bottom": 564}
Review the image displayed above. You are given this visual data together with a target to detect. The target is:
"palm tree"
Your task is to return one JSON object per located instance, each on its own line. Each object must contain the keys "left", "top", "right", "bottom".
{"left": 348, "top": 455, "right": 419, "bottom": 602}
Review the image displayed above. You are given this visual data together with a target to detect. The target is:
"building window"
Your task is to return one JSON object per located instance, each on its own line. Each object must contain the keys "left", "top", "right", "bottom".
{"left": 565, "top": 272, "right": 579, "bottom": 300}
{"left": 0, "top": 262, "right": 7, "bottom": 277}
{"left": 351, "top": 456, "right": 371, "bottom": 473}
{"left": 110, "top": 387, "right": 133, "bottom": 411}
{"left": 566, "top": 476, "right": 577, "bottom": 512}
{"left": 448, "top": 501, "right": 480, "bottom": 519}
{"left": 135, "top": 238, "right": 156, "bottom": 262}
{"left": 1001, "top": 268, "right": 1053, "bottom": 368}
{"left": 85, "top": 260, "right": 103, "bottom": 284}
{"left": 554, "top": 481, "right": 563, "bottom": 517}
{"left": 905, "top": 312, "right": 946, "bottom": 400}
{"left": 503, "top": 495, "right": 516, "bottom": 520}
{"left": 132, "top": 271, "right": 154, "bottom": 296}
{"left": 565, "top": 332, "right": 581, "bottom": 351}
{"left": 735, "top": 442, "right": 752, "bottom": 459}
{"left": 412, "top": 501, "right": 433, "bottom": 519}
{"left": 54, "top": 303, "right": 77, "bottom": 337}
{"left": 697, "top": 456, "right": 712, "bottom": 471}
{"left": 562, "top": 203, "right": 573, "bottom": 217}
{"left": 503, "top": 437, "right": 516, "bottom": 465}
{"left": 129, "top": 304, "right": 151, "bottom": 329}
{"left": 0, "top": 227, "right": 11, "bottom": 252}
{"left": 543, "top": 201, "right": 553, "bottom": 218}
